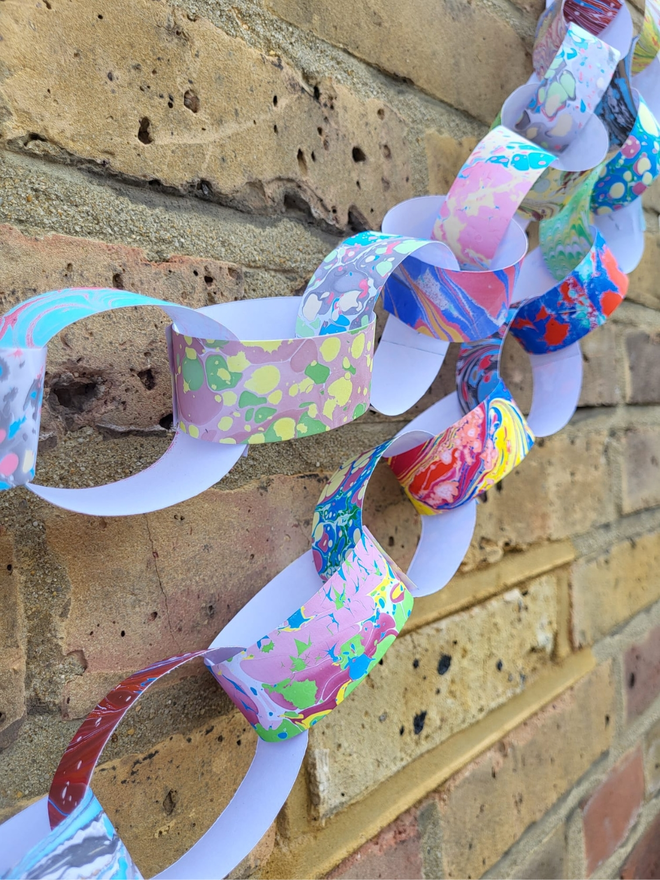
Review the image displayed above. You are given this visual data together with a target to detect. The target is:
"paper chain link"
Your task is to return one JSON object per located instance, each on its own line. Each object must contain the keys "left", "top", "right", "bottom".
{"left": 1, "top": 0, "right": 658, "bottom": 877}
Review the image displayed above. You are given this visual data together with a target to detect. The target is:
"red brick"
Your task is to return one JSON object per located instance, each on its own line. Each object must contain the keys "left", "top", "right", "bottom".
{"left": 581, "top": 747, "right": 645, "bottom": 875}
{"left": 327, "top": 809, "right": 422, "bottom": 880}
{"left": 625, "top": 625, "right": 660, "bottom": 722}
{"left": 620, "top": 809, "right": 660, "bottom": 879}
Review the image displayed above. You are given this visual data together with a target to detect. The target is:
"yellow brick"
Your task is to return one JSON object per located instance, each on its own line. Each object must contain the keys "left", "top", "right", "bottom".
{"left": 308, "top": 574, "right": 558, "bottom": 818}
{"left": 571, "top": 530, "right": 660, "bottom": 646}
{"left": 268, "top": 0, "right": 531, "bottom": 123}
{"left": 94, "top": 711, "right": 259, "bottom": 876}
{"left": 0, "top": 0, "right": 413, "bottom": 228}
{"left": 435, "top": 662, "right": 614, "bottom": 878}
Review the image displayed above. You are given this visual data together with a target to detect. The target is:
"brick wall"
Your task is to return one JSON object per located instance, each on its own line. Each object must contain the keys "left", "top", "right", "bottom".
{"left": 1, "top": 0, "right": 659, "bottom": 877}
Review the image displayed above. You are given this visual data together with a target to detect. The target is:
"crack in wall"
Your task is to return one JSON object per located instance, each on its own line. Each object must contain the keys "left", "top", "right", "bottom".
{"left": 144, "top": 516, "right": 181, "bottom": 651}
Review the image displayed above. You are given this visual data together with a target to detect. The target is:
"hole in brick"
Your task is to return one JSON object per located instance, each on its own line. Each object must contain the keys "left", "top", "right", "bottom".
{"left": 313, "top": 85, "right": 320, "bottom": 101}
{"left": 399, "top": 725, "right": 405, "bottom": 736}
{"left": 6, "top": 564, "right": 12, "bottom": 573}
{"left": 150, "top": 611, "right": 158, "bottom": 620}
{"left": 311, "top": 151, "right": 316, "bottom": 162}
{"left": 377, "top": 108, "right": 385, "bottom": 118}
{"left": 163, "top": 789, "right": 178, "bottom": 815}
{"left": 297, "top": 149, "right": 307, "bottom": 174}
{"left": 348, "top": 207, "right": 369, "bottom": 233}
{"left": 273, "top": 124, "right": 278, "bottom": 134}
{"left": 51, "top": 377, "right": 100, "bottom": 412}
{"left": 412, "top": 658, "right": 419, "bottom": 669}
{"left": 120, "top": 630, "right": 125, "bottom": 637}
{"left": 283, "top": 190, "right": 314, "bottom": 221}
{"left": 159, "top": 413, "right": 173, "bottom": 430}
{"left": 629, "top": 672, "right": 636, "bottom": 688}
{"left": 0, "top": 711, "right": 5, "bottom": 724}
{"left": 208, "top": 604, "right": 215, "bottom": 617}
{"left": 112, "top": 272, "right": 124, "bottom": 289}
{"left": 317, "top": 127, "right": 323, "bottom": 136}
{"left": 352, "top": 146, "right": 366, "bottom": 162}
{"left": 137, "top": 117, "right": 153, "bottom": 144}
{"left": 107, "top": 72, "right": 114, "bottom": 81}
{"left": 98, "top": 13, "right": 103, "bottom": 19}
{"left": 496, "top": 659, "right": 503, "bottom": 671}
{"left": 184, "top": 89, "right": 199, "bottom": 113}
{"left": 204, "top": 275, "right": 214, "bottom": 287}
{"left": 605, "top": 714, "right": 610, "bottom": 726}
{"left": 138, "top": 368, "right": 156, "bottom": 390}
{"left": 272, "top": 95, "right": 278, "bottom": 106}
{"left": 413, "top": 711, "right": 427, "bottom": 735}
{"left": 437, "top": 654, "right": 452, "bottom": 675}
{"left": 382, "top": 144, "right": 391, "bottom": 159}
{"left": 197, "top": 179, "right": 213, "bottom": 197}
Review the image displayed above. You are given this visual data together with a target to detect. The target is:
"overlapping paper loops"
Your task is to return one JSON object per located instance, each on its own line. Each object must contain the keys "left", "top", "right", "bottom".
{"left": 0, "top": 0, "right": 658, "bottom": 877}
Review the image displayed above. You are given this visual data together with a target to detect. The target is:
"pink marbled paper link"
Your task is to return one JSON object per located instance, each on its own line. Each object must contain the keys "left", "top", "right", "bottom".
{"left": 432, "top": 127, "right": 555, "bottom": 269}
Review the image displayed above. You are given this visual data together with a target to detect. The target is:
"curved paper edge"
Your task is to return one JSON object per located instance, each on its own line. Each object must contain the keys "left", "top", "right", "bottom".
{"left": 501, "top": 85, "right": 610, "bottom": 172}
{"left": 156, "top": 736, "right": 307, "bottom": 880}
{"left": 526, "top": 341, "right": 583, "bottom": 437}
{"left": 598, "top": 0, "right": 633, "bottom": 60}
{"left": 27, "top": 432, "right": 245, "bottom": 516}
{"left": 371, "top": 315, "right": 449, "bottom": 416}
{"left": 594, "top": 196, "right": 646, "bottom": 274}
{"left": 0, "top": 798, "right": 52, "bottom": 877}
{"left": 407, "top": 502, "right": 478, "bottom": 597}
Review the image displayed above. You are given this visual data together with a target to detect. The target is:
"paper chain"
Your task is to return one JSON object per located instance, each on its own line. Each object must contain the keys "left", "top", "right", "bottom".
{"left": 1, "top": 0, "right": 658, "bottom": 877}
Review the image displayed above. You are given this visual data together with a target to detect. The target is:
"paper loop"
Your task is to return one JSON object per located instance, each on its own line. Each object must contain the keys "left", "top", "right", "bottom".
{"left": 534, "top": 0, "right": 628, "bottom": 76}
{"left": 431, "top": 126, "right": 555, "bottom": 268}
{"left": 0, "top": 288, "right": 247, "bottom": 515}
{"left": 171, "top": 298, "right": 374, "bottom": 445}
{"left": 208, "top": 529, "right": 413, "bottom": 742}
{"left": 515, "top": 23, "right": 620, "bottom": 154}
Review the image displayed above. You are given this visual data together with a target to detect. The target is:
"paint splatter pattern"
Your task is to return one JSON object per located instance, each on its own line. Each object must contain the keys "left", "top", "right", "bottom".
{"left": 207, "top": 531, "right": 414, "bottom": 742}
{"left": 171, "top": 323, "right": 374, "bottom": 444}
{"left": 511, "top": 235, "right": 628, "bottom": 353}
{"left": 432, "top": 127, "right": 554, "bottom": 269}
{"left": 516, "top": 24, "right": 619, "bottom": 154}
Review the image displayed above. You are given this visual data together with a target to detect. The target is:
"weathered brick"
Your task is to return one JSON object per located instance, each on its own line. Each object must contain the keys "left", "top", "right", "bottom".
{"left": 434, "top": 663, "right": 614, "bottom": 879}
{"left": 625, "top": 625, "right": 660, "bottom": 722}
{"left": 571, "top": 531, "right": 660, "bottom": 647}
{"left": 425, "top": 133, "right": 479, "bottom": 196}
{"left": 644, "top": 716, "right": 660, "bottom": 795}
{"left": 44, "top": 467, "right": 419, "bottom": 719}
{"left": 0, "top": 532, "right": 25, "bottom": 749}
{"left": 43, "top": 477, "right": 319, "bottom": 715}
{"left": 622, "top": 428, "right": 660, "bottom": 514}
{"left": 628, "top": 228, "right": 660, "bottom": 312}
{"left": 0, "top": 224, "right": 243, "bottom": 436}
{"left": 268, "top": 0, "right": 531, "bottom": 124}
{"left": 308, "top": 574, "right": 558, "bottom": 818}
{"left": 579, "top": 324, "right": 622, "bottom": 407}
{"left": 514, "top": 823, "right": 568, "bottom": 880}
{"left": 94, "top": 710, "right": 258, "bottom": 877}
{"left": 625, "top": 329, "right": 660, "bottom": 405}
{"left": 0, "top": 0, "right": 413, "bottom": 229}
{"left": 327, "top": 808, "right": 422, "bottom": 880}
{"left": 501, "top": 324, "right": 621, "bottom": 411}
{"left": 620, "top": 808, "right": 660, "bottom": 880}
{"left": 581, "top": 747, "right": 645, "bottom": 875}
{"left": 464, "top": 428, "right": 614, "bottom": 568}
